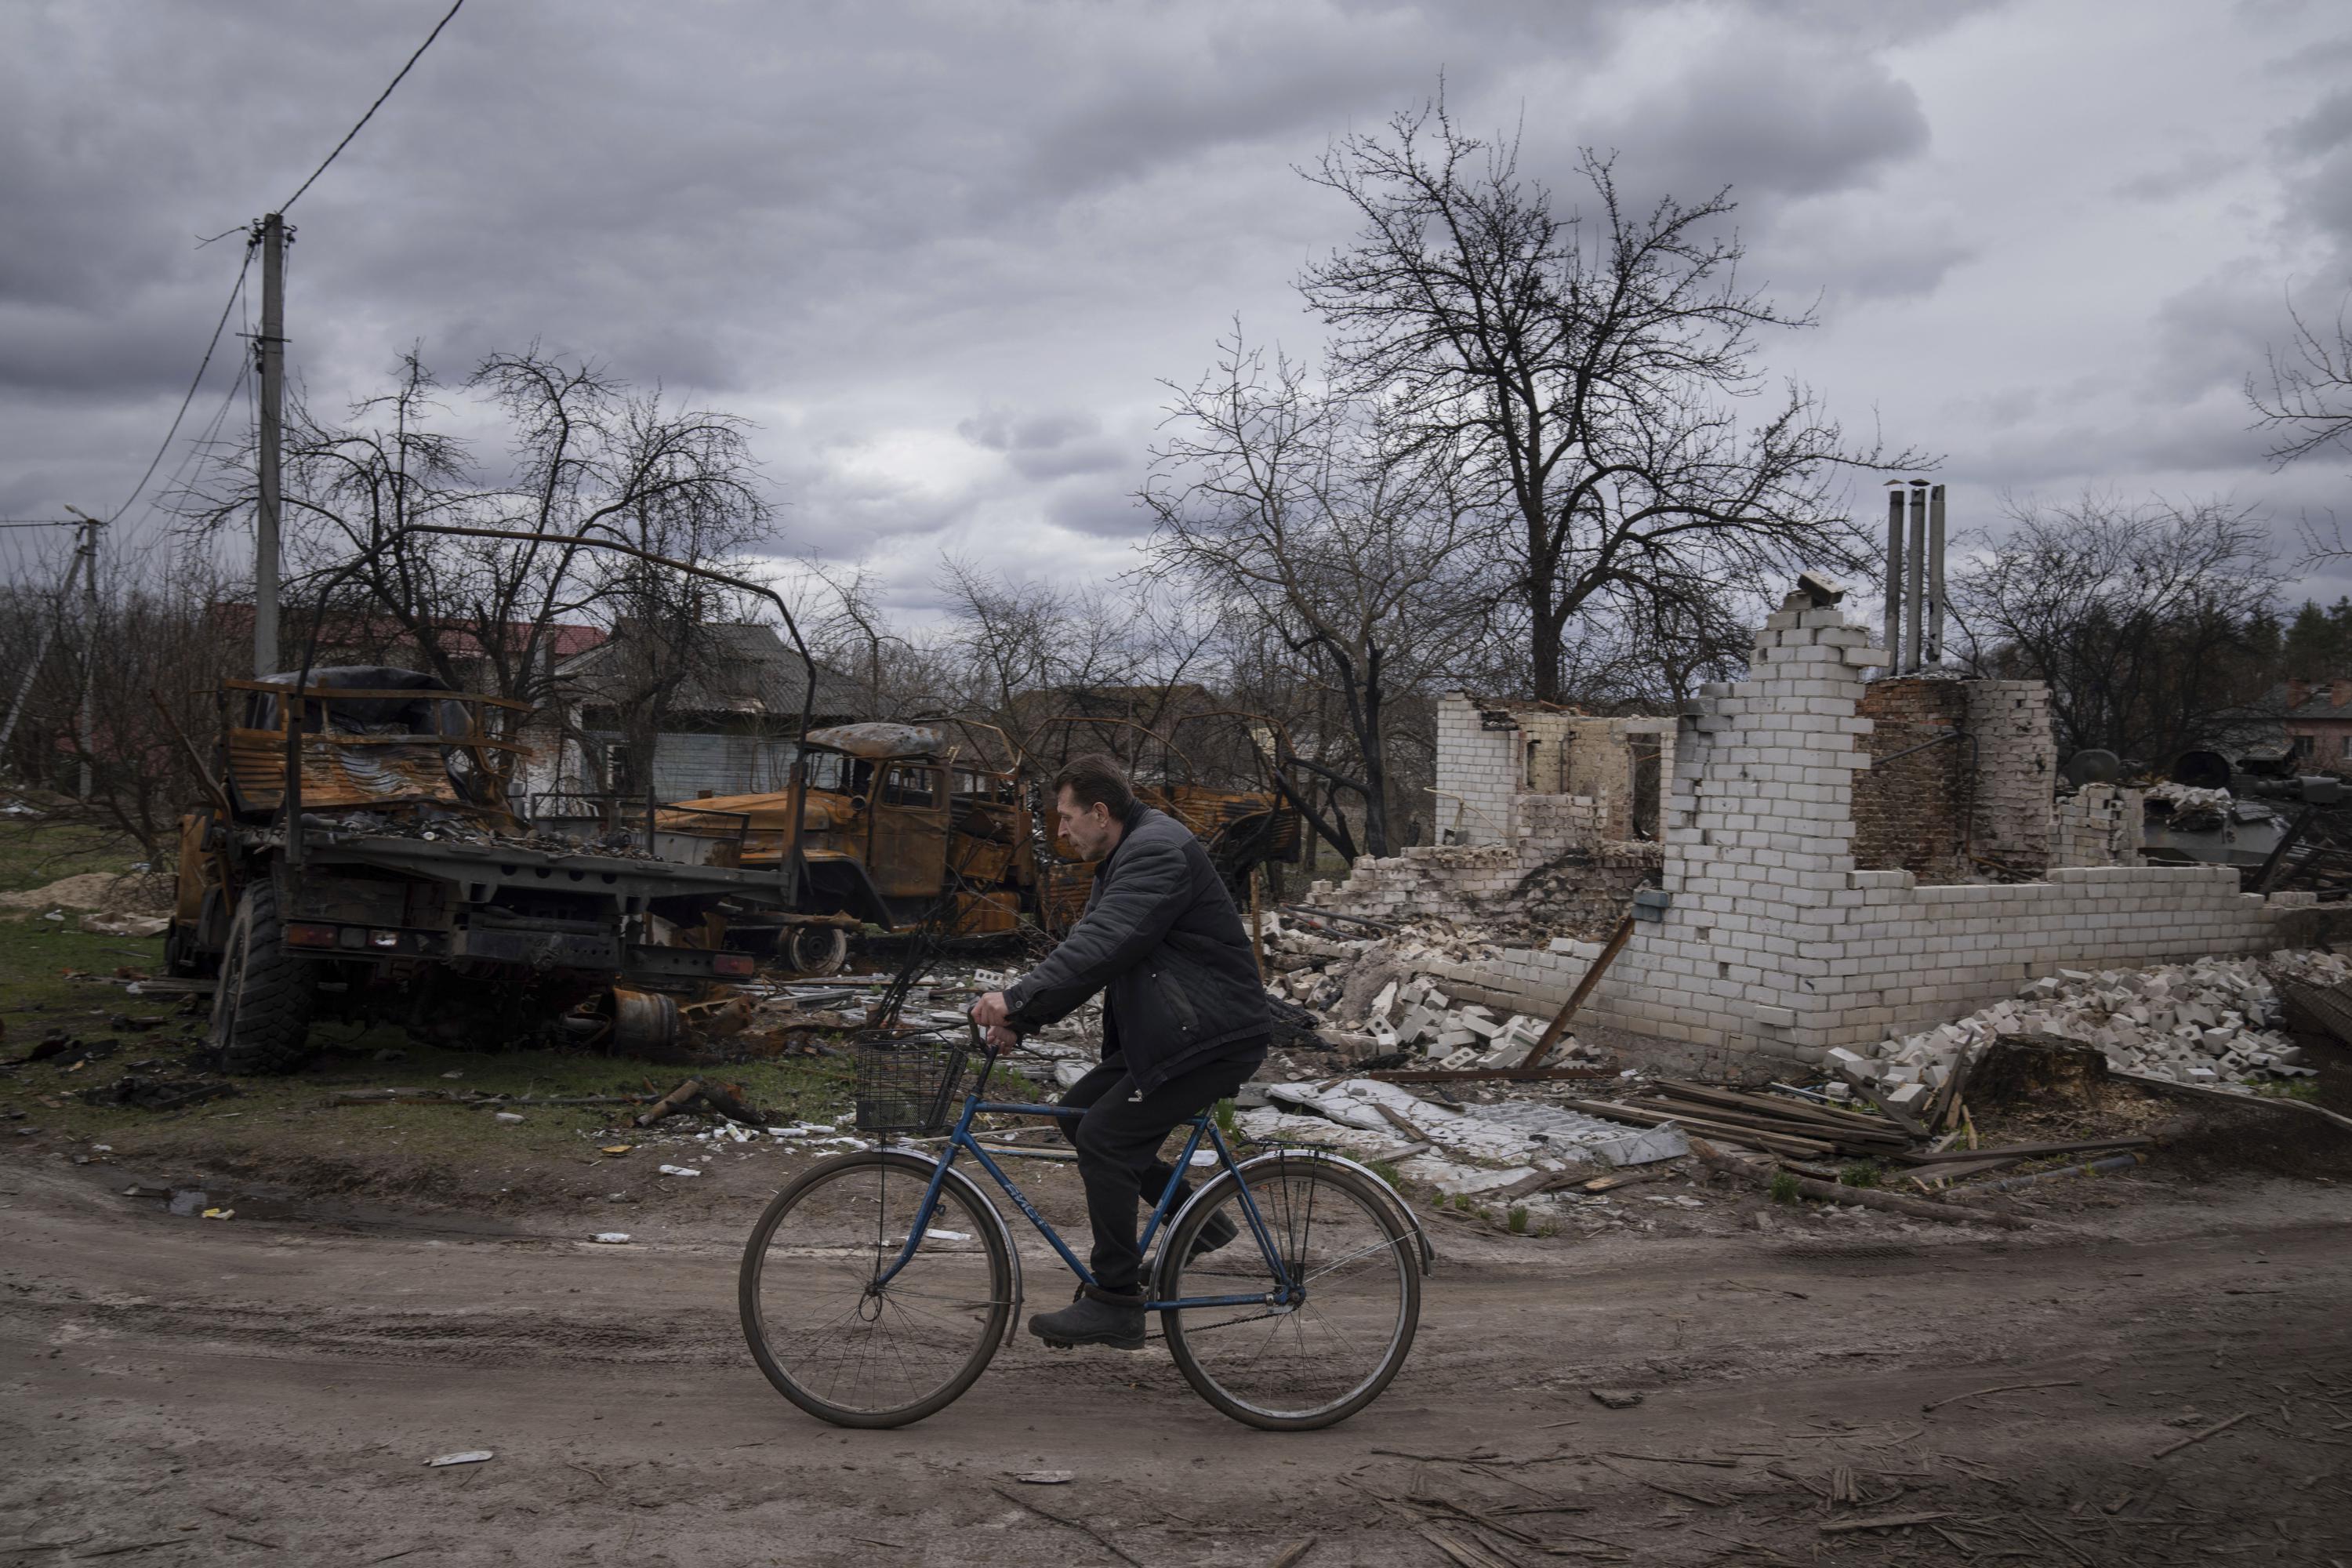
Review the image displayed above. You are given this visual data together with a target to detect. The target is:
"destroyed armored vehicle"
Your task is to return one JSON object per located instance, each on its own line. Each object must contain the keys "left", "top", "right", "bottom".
{"left": 169, "top": 667, "right": 793, "bottom": 1073}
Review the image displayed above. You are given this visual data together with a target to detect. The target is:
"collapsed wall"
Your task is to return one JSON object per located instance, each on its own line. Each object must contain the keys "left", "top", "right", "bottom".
{"left": 1310, "top": 697, "right": 1668, "bottom": 932}
{"left": 1401, "top": 591, "right": 2317, "bottom": 1074}
{"left": 1309, "top": 796, "right": 1660, "bottom": 934}
{"left": 2055, "top": 782, "right": 2144, "bottom": 868}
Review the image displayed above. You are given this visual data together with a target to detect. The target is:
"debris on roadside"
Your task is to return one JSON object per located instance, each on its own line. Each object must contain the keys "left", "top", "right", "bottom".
{"left": 1857, "top": 949, "right": 2346, "bottom": 1092}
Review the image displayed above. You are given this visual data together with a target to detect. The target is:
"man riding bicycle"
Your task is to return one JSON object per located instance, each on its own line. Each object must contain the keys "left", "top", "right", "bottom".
{"left": 970, "top": 753, "right": 1271, "bottom": 1350}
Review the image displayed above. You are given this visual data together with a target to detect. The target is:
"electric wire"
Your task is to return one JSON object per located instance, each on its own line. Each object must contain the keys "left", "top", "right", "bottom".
{"left": 279, "top": 0, "right": 467, "bottom": 214}
{"left": 103, "top": 238, "right": 258, "bottom": 525}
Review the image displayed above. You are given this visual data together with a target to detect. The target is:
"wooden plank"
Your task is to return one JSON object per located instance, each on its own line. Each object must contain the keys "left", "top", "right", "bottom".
{"left": 1626, "top": 1096, "right": 1911, "bottom": 1149}
{"left": 1526, "top": 913, "right": 1637, "bottom": 1069}
{"left": 1889, "top": 1135, "right": 2152, "bottom": 1166}
{"left": 1834, "top": 1066, "right": 1929, "bottom": 1141}
{"left": 1553, "top": 1098, "right": 1839, "bottom": 1158}
{"left": 1367, "top": 1065, "right": 1615, "bottom": 1084}
{"left": 1650, "top": 1080, "right": 1894, "bottom": 1132}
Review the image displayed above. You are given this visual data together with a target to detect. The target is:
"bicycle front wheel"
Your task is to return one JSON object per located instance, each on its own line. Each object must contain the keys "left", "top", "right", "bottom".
{"left": 739, "top": 1149, "right": 1011, "bottom": 1428}
{"left": 1158, "top": 1154, "right": 1420, "bottom": 1430}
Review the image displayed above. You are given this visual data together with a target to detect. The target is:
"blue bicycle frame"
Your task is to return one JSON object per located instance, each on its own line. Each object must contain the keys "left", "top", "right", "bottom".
{"left": 869, "top": 1048, "right": 1299, "bottom": 1313}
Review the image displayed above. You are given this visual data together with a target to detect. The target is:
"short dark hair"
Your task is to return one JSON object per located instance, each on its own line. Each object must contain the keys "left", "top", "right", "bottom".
{"left": 1051, "top": 753, "right": 1134, "bottom": 817}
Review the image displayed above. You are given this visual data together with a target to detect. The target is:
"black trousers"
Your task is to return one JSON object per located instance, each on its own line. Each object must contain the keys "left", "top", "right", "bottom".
{"left": 1055, "top": 1050, "right": 1262, "bottom": 1294}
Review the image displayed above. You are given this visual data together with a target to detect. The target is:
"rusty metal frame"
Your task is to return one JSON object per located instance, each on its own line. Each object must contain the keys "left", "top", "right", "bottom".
{"left": 278, "top": 524, "right": 818, "bottom": 898}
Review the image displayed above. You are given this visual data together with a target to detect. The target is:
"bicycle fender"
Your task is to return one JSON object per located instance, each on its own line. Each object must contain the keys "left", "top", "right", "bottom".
{"left": 888, "top": 1148, "right": 1025, "bottom": 1349}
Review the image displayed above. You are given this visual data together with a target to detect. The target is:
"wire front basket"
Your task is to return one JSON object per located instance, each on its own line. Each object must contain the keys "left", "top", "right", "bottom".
{"left": 852, "top": 1034, "right": 972, "bottom": 1134}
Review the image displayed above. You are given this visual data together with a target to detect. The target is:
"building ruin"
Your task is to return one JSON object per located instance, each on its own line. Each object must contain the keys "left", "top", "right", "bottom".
{"left": 1308, "top": 586, "right": 2342, "bottom": 1074}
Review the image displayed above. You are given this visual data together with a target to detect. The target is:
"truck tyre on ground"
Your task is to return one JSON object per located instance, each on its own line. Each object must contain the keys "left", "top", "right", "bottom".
{"left": 209, "top": 882, "right": 319, "bottom": 1076}
{"left": 784, "top": 924, "right": 849, "bottom": 976}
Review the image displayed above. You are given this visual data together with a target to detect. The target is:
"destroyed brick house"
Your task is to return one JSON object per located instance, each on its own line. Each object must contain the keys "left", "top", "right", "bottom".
{"left": 1301, "top": 582, "right": 2352, "bottom": 1080}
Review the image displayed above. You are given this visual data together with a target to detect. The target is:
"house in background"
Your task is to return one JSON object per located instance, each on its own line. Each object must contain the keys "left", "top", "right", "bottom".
{"left": 529, "top": 622, "right": 863, "bottom": 804}
{"left": 2227, "top": 679, "right": 2352, "bottom": 775}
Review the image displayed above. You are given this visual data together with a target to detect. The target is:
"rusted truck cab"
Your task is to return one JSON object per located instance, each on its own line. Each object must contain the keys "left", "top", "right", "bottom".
{"left": 172, "top": 666, "right": 791, "bottom": 1073}
{"left": 675, "top": 723, "right": 1035, "bottom": 966}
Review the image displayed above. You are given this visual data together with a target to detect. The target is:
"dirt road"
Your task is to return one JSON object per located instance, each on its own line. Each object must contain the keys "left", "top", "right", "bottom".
{"left": 2, "top": 1158, "right": 2347, "bottom": 1566}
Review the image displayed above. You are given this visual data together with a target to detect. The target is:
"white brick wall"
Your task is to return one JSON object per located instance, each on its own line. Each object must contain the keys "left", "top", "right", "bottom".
{"left": 1421, "top": 593, "right": 2297, "bottom": 1066}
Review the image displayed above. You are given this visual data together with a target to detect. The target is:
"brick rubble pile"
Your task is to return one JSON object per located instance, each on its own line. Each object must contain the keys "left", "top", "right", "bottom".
{"left": 1844, "top": 949, "right": 2340, "bottom": 1094}
{"left": 1262, "top": 915, "right": 1610, "bottom": 1070}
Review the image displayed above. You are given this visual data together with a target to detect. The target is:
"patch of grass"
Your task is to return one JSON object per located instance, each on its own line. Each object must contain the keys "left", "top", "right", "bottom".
{"left": 0, "top": 917, "right": 174, "bottom": 1014}
{"left": 1536, "top": 1219, "right": 1559, "bottom": 1238}
{"left": 1213, "top": 1097, "right": 1236, "bottom": 1138}
{"left": 1, "top": 913, "right": 877, "bottom": 1204}
{"left": 1507, "top": 1204, "right": 1530, "bottom": 1234}
{"left": 0, "top": 818, "right": 147, "bottom": 895}
{"left": 1838, "top": 1161, "right": 1882, "bottom": 1189}
{"left": 1451, "top": 1191, "right": 1473, "bottom": 1211}
{"left": 2256, "top": 1080, "right": 2320, "bottom": 1102}
{"left": 1768, "top": 1171, "right": 1800, "bottom": 1205}
{"left": 1367, "top": 1158, "right": 1405, "bottom": 1190}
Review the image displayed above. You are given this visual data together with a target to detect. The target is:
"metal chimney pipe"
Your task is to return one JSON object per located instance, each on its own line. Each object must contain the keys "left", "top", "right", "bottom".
{"left": 1882, "top": 487, "right": 1905, "bottom": 672}
{"left": 1926, "top": 484, "right": 1947, "bottom": 666}
{"left": 1903, "top": 482, "right": 1928, "bottom": 674}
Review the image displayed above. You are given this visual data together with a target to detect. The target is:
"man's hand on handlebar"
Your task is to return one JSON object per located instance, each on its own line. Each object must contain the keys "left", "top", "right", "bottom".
{"left": 970, "top": 991, "right": 1018, "bottom": 1050}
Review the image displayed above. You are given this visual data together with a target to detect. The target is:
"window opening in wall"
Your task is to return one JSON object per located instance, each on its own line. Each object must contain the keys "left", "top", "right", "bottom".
{"left": 1525, "top": 739, "right": 1542, "bottom": 791}
{"left": 2339, "top": 736, "right": 2352, "bottom": 760}
{"left": 1629, "top": 736, "right": 1661, "bottom": 840}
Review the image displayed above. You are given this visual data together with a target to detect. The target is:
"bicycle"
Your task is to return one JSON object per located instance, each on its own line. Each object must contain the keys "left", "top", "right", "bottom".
{"left": 738, "top": 1023, "right": 1429, "bottom": 1430}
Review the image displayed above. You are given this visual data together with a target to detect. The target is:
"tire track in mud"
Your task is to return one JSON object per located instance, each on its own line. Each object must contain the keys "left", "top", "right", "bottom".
{"left": 0, "top": 1279, "right": 742, "bottom": 1367}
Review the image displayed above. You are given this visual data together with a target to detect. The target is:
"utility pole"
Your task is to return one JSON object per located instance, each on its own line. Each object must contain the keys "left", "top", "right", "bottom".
{"left": 69, "top": 508, "right": 100, "bottom": 800}
{"left": 253, "top": 212, "right": 289, "bottom": 677}
{"left": 0, "top": 521, "right": 89, "bottom": 772}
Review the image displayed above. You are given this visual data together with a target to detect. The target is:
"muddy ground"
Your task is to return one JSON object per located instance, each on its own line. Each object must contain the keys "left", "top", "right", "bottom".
{"left": 3, "top": 1131, "right": 2349, "bottom": 1567}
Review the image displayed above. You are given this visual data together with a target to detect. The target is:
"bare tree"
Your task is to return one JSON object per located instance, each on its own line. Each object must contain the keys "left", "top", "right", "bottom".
{"left": 2250, "top": 292, "right": 2352, "bottom": 466}
{"left": 5, "top": 544, "right": 243, "bottom": 861}
{"left": 1297, "top": 100, "right": 1928, "bottom": 702}
{"left": 180, "top": 347, "right": 774, "bottom": 740}
{"left": 1144, "top": 329, "right": 1493, "bottom": 857}
{"left": 1951, "top": 494, "right": 2280, "bottom": 767}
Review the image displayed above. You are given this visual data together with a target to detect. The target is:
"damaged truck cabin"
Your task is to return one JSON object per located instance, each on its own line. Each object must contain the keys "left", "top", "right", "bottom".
{"left": 666, "top": 722, "right": 1037, "bottom": 967}
{"left": 662, "top": 715, "right": 1304, "bottom": 956}
{"left": 171, "top": 667, "right": 797, "bottom": 1073}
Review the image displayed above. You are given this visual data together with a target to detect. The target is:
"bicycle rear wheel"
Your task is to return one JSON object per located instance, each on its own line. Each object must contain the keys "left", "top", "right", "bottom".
{"left": 739, "top": 1149, "right": 1011, "bottom": 1428}
{"left": 1157, "top": 1155, "right": 1419, "bottom": 1430}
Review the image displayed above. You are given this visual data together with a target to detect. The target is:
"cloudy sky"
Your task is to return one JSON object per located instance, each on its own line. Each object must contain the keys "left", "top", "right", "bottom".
{"left": 5, "top": 0, "right": 2350, "bottom": 626}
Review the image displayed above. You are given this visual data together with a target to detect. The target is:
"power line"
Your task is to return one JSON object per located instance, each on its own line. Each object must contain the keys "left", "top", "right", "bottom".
{"left": 280, "top": 0, "right": 467, "bottom": 213}
{"left": 105, "top": 241, "right": 256, "bottom": 524}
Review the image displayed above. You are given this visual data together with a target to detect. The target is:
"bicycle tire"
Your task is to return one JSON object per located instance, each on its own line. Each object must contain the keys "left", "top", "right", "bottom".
{"left": 1157, "top": 1156, "right": 1420, "bottom": 1431}
{"left": 739, "top": 1149, "right": 1011, "bottom": 1428}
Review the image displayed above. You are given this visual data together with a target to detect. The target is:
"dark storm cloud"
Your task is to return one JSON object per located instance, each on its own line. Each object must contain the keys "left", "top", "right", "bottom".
{"left": 3, "top": 0, "right": 2347, "bottom": 615}
{"left": 1589, "top": 26, "right": 1931, "bottom": 204}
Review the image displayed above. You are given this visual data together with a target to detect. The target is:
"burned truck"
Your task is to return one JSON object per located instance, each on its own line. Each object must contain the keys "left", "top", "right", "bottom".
{"left": 666, "top": 716, "right": 1302, "bottom": 956}
{"left": 664, "top": 721, "right": 1039, "bottom": 967}
{"left": 169, "top": 667, "right": 794, "bottom": 1073}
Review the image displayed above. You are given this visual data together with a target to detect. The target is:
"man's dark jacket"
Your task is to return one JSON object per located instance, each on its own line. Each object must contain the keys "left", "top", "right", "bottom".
{"left": 1003, "top": 802, "right": 1269, "bottom": 1092}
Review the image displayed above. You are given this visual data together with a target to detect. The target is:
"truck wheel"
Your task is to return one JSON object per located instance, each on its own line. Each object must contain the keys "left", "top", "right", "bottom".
{"left": 784, "top": 924, "right": 849, "bottom": 977}
{"left": 209, "top": 883, "right": 318, "bottom": 1075}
